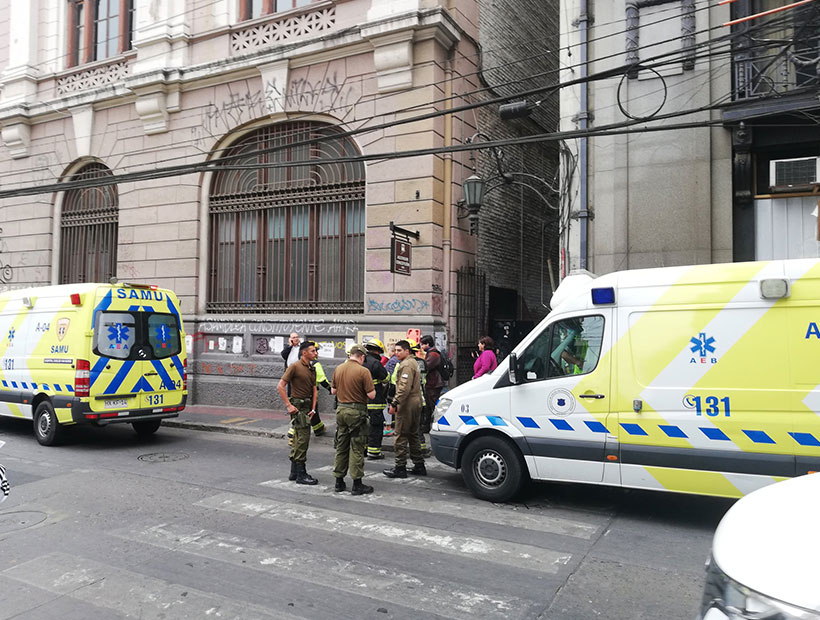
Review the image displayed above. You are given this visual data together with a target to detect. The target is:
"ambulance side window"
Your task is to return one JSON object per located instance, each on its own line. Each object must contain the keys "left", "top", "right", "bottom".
{"left": 547, "top": 316, "right": 603, "bottom": 377}
{"left": 518, "top": 315, "right": 604, "bottom": 382}
{"left": 95, "top": 312, "right": 136, "bottom": 360}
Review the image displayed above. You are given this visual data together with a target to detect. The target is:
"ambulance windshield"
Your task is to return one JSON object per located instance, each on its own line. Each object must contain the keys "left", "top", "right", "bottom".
{"left": 94, "top": 311, "right": 181, "bottom": 360}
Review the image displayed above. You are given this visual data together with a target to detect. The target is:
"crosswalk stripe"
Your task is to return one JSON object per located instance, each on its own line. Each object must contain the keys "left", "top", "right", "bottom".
{"left": 197, "top": 492, "right": 572, "bottom": 574}
{"left": 114, "top": 523, "right": 531, "bottom": 620}
{"left": 309, "top": 462, "right": 468, "bottom": 493}
{"left": 259, "top": 478, "right": 598, "bottom": 540}
{"left": 3, "top": 552, "right": 301, "bottom": 620}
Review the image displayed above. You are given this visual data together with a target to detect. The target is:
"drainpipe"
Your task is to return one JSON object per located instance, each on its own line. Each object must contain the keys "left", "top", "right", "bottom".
{"left": 442, "top": 46, "right": 454, "bottom": 354}
{"left": 578, "top": 0, "right": 590, "bottom": 270}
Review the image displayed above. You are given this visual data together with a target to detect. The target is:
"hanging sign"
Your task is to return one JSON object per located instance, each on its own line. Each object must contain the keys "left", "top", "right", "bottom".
{"left": 389, "top": 221, "right": 420, "bottom": 277}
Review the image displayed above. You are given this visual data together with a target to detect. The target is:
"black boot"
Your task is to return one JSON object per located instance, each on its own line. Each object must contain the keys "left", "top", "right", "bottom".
{"left": 334, "top": 477, "right": 346, "bottom": 492}
{"left": 351, "top": 479, "right": 374, "bottom": 495}
{"left": 383, "top": 465, "right": 407, "bottom": 479}
{"left": 409, "top": 463, "right": 427, "bottom": 476}
{"left": 288, "top": 460, "right": 297, "bottom": 481}
{"left": 295, "top": 462, "right": 318, "bottom": 485}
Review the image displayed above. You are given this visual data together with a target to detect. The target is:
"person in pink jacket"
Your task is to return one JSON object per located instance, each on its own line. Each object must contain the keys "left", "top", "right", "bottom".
{"left": 473, "top": 336, "right": 498, "bottom": 379}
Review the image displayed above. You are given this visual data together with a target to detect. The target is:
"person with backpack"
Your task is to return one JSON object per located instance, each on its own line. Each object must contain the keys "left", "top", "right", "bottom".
{"left": 419, "top": 335, "right": 449, "bottom": 433}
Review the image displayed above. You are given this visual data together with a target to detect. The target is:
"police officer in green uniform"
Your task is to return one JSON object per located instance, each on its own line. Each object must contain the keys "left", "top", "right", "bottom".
{"left": 277, "top": 341, "right": 319, "bottom": 485}
{"left": 331, "top": 345, "right": 376, "bottom": 495}
{"left": 383, "top": 340, "right": 426, "bottom": 478}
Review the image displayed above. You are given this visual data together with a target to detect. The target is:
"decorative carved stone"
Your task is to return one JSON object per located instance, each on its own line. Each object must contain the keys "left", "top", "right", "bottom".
{"left": 1, "top": 123, "right": 30, "bottom": 159}
{"left": 230, "top": 7, "right": 336, "bottom": 54}
{"left": 56, "top": 61, "right": 129, "bottom": 95}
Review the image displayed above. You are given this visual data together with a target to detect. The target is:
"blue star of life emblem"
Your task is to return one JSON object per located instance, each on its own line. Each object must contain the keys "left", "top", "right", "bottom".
{"left": 108, "top": 323, "right": 130, "bottom": 344}
{"left": 7, "top": 328, "right": 14, "bottom": 345}
{"left": 689, "top": 332, "right": 716, "bottom": 357}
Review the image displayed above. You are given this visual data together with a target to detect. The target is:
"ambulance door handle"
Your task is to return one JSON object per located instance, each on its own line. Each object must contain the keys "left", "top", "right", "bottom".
{"left": 579, "top": 393, "right": 605, "bottom": 399}
{"left": 144, "top": 371, "right": 159, "bottom": 376}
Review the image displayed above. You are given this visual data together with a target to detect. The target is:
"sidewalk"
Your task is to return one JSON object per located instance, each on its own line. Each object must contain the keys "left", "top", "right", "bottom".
{"left": 163, "top": 404, "right": 398, "bottom": 452}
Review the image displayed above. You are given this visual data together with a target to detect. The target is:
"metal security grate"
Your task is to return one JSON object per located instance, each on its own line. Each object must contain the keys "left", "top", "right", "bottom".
{"left": 207, "top": 122, "right": 365, "bottom": 314}
{"left": 454, "top": 266, "right": 487, "bottom": 386}
{"left": 60, "top": 162, "right": 118, "bottom": 284}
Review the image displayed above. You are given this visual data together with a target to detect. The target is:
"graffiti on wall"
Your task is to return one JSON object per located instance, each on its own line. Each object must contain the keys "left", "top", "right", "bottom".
{"left": 367, "top": 297, "right": 430, "bottom": 314}
{"left": 192, "top": 72, "right": 363, "bottom": 147}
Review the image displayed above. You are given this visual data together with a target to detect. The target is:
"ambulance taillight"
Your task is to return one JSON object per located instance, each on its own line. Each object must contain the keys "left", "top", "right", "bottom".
{"left": 75, "top": 359, "right": 91, "bottom": 397}
{"left": 183, "top": 359, "right": 188, "bottom": 391}
{"left": 70, "top": 293, "right": 82, "bottom": 305}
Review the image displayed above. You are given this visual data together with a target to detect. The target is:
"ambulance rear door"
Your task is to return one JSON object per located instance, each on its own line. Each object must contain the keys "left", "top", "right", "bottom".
{"left": 89, "top": 289, "right": 184, "bottom": 413}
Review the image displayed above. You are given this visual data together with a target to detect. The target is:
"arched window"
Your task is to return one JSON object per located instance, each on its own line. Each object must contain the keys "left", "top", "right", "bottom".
{"left": 208, "top": 121, "right": 366, "bottom": 313}
{"left": 60, "top": 162, "right": 118, "bottom": 284}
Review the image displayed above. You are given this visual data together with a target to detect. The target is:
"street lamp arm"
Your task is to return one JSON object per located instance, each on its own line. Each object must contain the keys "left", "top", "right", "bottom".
{"left": 483, "top": 178, "right": 558, "bottom": 211}
{"left": 503, "top": 171, "right": 559, "bottom": 194}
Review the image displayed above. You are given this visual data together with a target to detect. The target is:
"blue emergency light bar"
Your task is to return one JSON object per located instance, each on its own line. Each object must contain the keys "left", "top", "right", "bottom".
{"left": 591, "top": 287, "right": 615, "bottom": 305}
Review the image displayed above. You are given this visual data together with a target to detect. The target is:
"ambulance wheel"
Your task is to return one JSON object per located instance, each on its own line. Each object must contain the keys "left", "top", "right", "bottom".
{"left": 34, "top": 401, "right": 63, "bottom": 446}
{"left": 132, "top": 419, "right": 162, "bottom": 437}
{"left": 461, "top": 436, "right": 525, "bottom": 502}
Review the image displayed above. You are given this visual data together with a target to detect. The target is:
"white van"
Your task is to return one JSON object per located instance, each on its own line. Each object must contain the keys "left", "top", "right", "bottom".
{"left": 699, "top": 473, "right": 820, "bottom": 619}
{"left": 430, "top": 259, "right": 820, "bottom": 502}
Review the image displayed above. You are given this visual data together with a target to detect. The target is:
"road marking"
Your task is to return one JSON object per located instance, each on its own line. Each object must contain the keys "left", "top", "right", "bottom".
{"left": 4, "top": 552, "right": 300, "bottom": 620}
{"left": 197, "top": 492, "right": 571, "bottom": 573}
{"left": 114, "top": 523, "right": 530, "bottom": 620}
{"left": 259, "top": 477, "right": 598, "bottom": 540}
{"left": 310, "top": 462, "right": 468, "bottom": 493}
{"left": 219, "top": 416, "right": 249, "bottom": 424}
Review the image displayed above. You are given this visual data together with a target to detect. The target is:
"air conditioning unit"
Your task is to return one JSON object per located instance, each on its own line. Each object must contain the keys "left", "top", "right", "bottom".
{"left": 769, "top": 156, "right": 820, "bottom": 192}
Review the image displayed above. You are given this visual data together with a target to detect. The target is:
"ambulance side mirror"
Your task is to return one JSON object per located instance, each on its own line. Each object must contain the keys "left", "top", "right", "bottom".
{"left": 508, "top": 353, "right": 520, "bottom": 384}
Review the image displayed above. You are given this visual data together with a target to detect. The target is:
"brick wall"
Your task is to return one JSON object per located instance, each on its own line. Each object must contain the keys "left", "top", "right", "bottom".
{"left": 476, "top": 0, "right": 560, "bottom": 326}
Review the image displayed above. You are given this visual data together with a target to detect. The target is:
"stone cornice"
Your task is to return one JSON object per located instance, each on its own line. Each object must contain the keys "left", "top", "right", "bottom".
{"left": 0, "top": 6, "right": 462, "bottom": 126}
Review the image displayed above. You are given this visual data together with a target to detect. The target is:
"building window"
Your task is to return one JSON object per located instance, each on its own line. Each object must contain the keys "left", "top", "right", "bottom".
{"left": 239, "top": 0, "right": 316, "bottom": 21}
{"left": 60, "top": 163, "right": 119, "bottom": 284}
{"left": 67, "top": 0, "right": 134, "bottom": 67}
{"left": 208, "top": 122, "right": 365, "bottom": 314}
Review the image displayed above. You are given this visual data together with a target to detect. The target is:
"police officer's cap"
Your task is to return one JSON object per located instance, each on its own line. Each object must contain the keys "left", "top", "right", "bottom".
{"left": 348, "top": 344, "right": 368, "bottom": 357}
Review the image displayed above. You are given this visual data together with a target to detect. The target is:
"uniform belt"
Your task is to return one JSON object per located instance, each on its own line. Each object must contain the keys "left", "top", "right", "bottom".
{"left": 290, "top": 397, "right": 312, "bottom": 404}
{"left": 338, "top": 402, "right": 367, "bottom": 410}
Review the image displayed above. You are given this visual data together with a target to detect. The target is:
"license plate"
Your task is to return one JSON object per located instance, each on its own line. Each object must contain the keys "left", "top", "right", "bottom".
{"left": 104, "top": 399, "right": 128, "bottom": 409}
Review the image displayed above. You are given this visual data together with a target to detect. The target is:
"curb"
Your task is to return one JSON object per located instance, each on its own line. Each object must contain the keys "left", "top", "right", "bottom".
{"left": 162, "top": 419, "right": 284, "bottom": 439}
{"left": 161, "top": 419, "right": 399, "bottom": 452}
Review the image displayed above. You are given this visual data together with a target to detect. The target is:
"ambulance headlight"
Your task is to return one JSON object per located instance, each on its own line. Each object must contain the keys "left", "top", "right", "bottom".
{"left": 434, "top": 398, "right": 452, "bottom": 417}
{"left": 700, "top": 558, "right": 818, "bottom": 620}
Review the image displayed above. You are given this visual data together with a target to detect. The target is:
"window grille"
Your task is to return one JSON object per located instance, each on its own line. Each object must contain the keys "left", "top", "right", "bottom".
{"left": 60, "top": 162, "right": 118, "bottom": 284}
{"left": 208, "top": 122, "right": 366, "bottom": 314}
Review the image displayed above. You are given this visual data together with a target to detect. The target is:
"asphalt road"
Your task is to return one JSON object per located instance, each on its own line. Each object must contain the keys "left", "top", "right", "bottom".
{"left": 0, "top": 419, "right": 733, "bottom": 620}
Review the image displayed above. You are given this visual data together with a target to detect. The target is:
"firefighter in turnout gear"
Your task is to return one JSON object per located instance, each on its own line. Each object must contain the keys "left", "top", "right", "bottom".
{"left": 383, "top": 340, "right": 426, "bottom": 478}
{"left": 277, "top": 341, "right": 320, "bottom": 485}
{"left": 363, "top": 338, "right": 389, "bottom": 460}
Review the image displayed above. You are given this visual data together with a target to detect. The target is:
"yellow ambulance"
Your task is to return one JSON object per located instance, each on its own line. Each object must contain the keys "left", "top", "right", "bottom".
{"left": 0, "top": 282, "right": 187, "bottom": 445}
{"left": 431, "top": 259, "right": 820, "bottom": 502}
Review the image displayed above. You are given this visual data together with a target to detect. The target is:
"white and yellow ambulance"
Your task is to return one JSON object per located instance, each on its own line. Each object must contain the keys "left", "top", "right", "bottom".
{"left": 0, "top": 282, "right": 187, "bottom": 445}
{"left": 431, "top": 259, "right": 820, "bottom": 502}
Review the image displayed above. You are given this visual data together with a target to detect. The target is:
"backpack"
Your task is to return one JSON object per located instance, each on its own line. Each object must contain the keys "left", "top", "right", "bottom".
{"left": 434, "top": 348, "right": 454, "bottom": 381}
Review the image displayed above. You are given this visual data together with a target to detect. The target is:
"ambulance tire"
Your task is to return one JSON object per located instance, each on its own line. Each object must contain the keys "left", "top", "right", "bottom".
{"left": 34, "top": 401, "right": 63, "bottom": 446}
{"left": 132, "top": 419, "right": 162, "bottom": 437}
{"left": 461, "top": 435, "right": 526, "bottom": 502}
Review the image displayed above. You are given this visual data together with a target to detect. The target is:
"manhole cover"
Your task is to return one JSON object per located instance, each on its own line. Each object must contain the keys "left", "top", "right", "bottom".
{"left": 0, "top": 511, "right": 47, "bottom": 534}
{"left": 138, "top": 453, "right": 189, "bottom": 463}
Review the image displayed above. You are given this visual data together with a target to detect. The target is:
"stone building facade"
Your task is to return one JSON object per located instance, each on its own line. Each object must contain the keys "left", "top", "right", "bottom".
{"left": 559, "top": 0, "right": 820, "bottom": 274}
{"left": 0, "top": 0, "right": 558, "bottom": 407}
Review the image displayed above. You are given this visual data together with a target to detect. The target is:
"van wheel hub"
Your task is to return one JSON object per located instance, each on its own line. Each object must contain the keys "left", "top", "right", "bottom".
{"left": 37, "top": 413, "right": 52, "bottom": 436}
{"left": 474, "top": 450, "right": 506, "bottom": 487}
